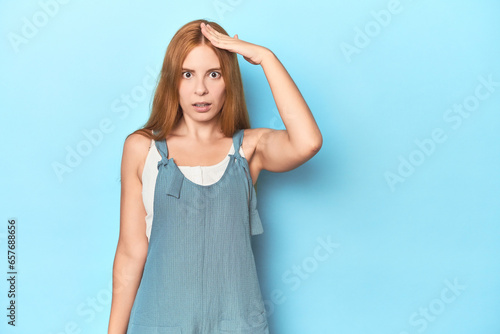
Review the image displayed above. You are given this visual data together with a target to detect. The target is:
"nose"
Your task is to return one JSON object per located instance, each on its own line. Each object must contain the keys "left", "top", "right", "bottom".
{"left": 194, "top": 77, "right": 208, "bottom": 96}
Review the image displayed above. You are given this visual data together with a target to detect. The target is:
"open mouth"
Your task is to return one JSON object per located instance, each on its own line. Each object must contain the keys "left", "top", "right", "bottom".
{"left": 192, "top": 103, "right": 212, "bottom": 112}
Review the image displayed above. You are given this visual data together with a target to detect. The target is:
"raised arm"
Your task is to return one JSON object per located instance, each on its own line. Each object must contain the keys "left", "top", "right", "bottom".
{"left": 201, "top": 22, "right": 322, "bottom": 173}
{"left": 108, "top": 134, "right": 150, "bottom": 334}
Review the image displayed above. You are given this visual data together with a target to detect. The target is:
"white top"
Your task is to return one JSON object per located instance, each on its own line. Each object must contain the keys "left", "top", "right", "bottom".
{"left": 141, "top": 139, "right": 246, "bottom": 241}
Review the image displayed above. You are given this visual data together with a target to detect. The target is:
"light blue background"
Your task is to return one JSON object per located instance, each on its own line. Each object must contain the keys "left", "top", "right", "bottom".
{"left": 1, "top": 0, "right": 499, "bottom": 333}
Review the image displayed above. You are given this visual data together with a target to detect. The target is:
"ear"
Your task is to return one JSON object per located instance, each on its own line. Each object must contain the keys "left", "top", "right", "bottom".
{"left": 234, "top": 34, "right": 239, "bottom": 39}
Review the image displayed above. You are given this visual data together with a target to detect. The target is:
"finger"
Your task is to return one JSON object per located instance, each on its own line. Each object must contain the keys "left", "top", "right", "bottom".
{"left": 201, "top": 23, "right": 220, "bottom": 42}
{"left": 206, "top": 23, "right": 217, "bottom": 34}
{"left": 204, "top": 23, "right": 229, "bottom": 39}
{"left": 203, "top": 24, "right": 238, "bottom": 50}
{"left": 209, "top": 32, "right": 230, "bottom": 46}
{"left": 204, "top": 24, "right": 220, "bottom": 39}
{"left": 201, "top": 22, "right": 210, "bottom": 32}
{"left": 206, "top": 24, "right": 228, "bottom": 39}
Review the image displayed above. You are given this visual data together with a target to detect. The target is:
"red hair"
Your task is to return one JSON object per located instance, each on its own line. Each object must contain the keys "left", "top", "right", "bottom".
{"left": 131, "top": 19, "right": 251, "bottom": 141}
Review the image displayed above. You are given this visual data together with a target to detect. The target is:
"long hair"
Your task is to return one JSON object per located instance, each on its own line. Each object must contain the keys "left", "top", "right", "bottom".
{"left": 130, "top": 19, "right": 251, "bottom": 141}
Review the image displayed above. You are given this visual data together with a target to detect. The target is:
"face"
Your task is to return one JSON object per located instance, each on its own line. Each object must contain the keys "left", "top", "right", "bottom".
{"left": 178, "top": 44, "right": 226, "bottom": 123}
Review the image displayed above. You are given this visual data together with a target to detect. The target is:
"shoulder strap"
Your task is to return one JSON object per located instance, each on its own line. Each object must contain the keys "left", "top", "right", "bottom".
{"left": 152, "top": 130, "right": 183, "bottom": 198}
{"left": 232, "top": 129, "right": 244, "bottom": 158}
{"left": 155, "top": 140, "right": 168, "bottom": 160}
{"left": 153, "top": 130, "right": 168, "bottom": 160}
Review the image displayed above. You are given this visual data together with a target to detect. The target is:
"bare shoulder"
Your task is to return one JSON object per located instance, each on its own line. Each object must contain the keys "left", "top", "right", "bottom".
{"left": 243, "top": 127, "right": 283, "bottom": 150}
{"left": 118, "top": 132, "right": 150, "bottom": 259}
{"left": 241, "top": 128, "right": 270, "bottom": 160}
{"left": 242, "top": 127, "right": 282, "bottom": 184}
{"left": 122, "top": 132, "right": 152, "bottom": 182}
{"left": 245, "top": 127, "right": 320, "bottom": 173}
{"left": 243, "top": 127, "right": 281, "bottom": 139}
{"left": 242, "top": 127, "right": 277, "bottom": 143}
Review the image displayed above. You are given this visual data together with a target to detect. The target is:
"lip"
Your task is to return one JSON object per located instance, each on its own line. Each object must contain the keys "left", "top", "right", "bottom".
{"left": 192, "top": 102, "right": 212, "bottom": 112}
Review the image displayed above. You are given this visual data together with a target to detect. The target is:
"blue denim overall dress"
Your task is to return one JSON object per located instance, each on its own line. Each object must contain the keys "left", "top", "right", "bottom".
{"left": 127, "top": 129, "right": 269, "bottom": 334}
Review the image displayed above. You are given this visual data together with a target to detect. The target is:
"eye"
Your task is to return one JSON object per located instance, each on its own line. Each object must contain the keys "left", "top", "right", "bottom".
{"left": 182, "top": 71, "right": 192, "bottom": 79}
{"left": 209, "top": 71, "right": 221, "bottom": 79}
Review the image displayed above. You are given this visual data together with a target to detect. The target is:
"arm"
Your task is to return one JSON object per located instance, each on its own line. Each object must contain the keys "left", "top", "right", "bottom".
{"left": 108, "top": 134, "right": 150, "bottom": 334}
{"left": 254, "top": 50, "right": 322, "bottom": 172}
{"left": 201, "top": 22, "right": 322, "bottom": 173}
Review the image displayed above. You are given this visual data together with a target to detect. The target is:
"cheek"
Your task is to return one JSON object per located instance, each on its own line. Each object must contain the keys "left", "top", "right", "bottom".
{"left": 178, "top": 85, "right": 189, "bottom": 102}
{"left": 215, "top": 82, "right": 226, "bottom": 103}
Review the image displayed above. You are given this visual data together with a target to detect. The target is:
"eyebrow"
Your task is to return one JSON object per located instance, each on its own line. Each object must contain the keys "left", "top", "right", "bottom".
{"left": 181, "top": 68, "right": 221, "bottom": 72}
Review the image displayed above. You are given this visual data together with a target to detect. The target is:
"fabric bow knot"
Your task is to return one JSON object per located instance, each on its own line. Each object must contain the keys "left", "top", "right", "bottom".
{"left": 157, "top": 158, "right": 169, "bottom": 170}
{"left": 156, "top": 158, "right": 183, "bottom": 199}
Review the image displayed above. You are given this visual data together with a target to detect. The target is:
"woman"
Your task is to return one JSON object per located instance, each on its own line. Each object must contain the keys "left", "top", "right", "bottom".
{"left": 108, "top": 19, "right": 322, "bottom": 334}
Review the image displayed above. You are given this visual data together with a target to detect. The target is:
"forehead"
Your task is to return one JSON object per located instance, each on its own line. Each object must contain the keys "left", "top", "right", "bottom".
{"left": 182, "top": 44, "right": 220, "bottom": 69}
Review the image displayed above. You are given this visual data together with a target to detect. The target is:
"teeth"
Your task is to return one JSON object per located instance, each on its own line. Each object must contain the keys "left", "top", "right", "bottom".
{"left": 195, "top": 103, "right": 209, "bottom": 107}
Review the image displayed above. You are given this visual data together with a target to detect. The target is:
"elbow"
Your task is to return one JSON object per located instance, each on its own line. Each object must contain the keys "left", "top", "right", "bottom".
{"left": 116, "top": 237, "right": 149, "bottom": 262}
{"left": 297, "top": 136, "right": 322, "bottom": 161}
{"left": 290, "top": 128, "right": 323, "bottom": 160}
{"left": 308, "top": 132, "right": 323, "bottom": 155}
{"left": 312, "top": 134, "right": 323, "bottom": 152}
